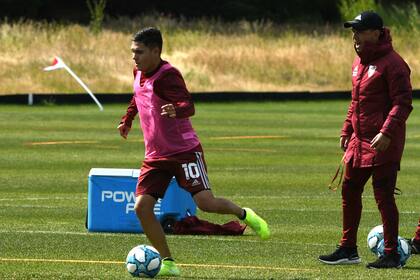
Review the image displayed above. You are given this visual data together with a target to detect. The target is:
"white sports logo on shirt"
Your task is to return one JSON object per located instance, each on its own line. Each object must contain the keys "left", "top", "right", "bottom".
{"left": 368, "top": 65, "right": 377, "bottom": 78}
{"left": 352, "top": 65, "right": 359, "bottom": 77}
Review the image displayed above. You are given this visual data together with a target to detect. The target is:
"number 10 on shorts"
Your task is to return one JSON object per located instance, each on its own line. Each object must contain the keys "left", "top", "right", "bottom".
{"left": 181, "top": 163, "right": 200, "bottom": 180}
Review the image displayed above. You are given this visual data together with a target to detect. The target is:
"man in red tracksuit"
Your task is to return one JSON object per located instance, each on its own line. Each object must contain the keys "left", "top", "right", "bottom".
{"left": 318, "top": 11, "right": 412, "bottom": 269}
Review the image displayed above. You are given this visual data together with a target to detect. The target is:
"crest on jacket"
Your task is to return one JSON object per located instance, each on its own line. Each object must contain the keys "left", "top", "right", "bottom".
{"left": 368, "top": 65, "right": 377, "bottom": 78}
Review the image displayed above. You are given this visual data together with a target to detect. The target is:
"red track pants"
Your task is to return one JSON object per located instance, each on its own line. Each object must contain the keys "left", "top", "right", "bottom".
{"left": 415, "top": 217, "right": 420, "bottom": 243}
{"left": 340, "top": 161, "right": 399, "bottom": 255}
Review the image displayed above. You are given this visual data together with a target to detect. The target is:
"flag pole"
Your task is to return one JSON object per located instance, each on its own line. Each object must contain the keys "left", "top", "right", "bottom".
{"left": 61, "top": 64, "right": 104, "bottom": 111}
{"left": 44, "top": 56, "right": 104, "bottom": 111}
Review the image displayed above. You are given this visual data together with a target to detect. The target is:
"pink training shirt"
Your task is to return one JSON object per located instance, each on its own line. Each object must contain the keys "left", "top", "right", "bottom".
{"left": 133, "top": 62, "right": 200, "bottom": 159}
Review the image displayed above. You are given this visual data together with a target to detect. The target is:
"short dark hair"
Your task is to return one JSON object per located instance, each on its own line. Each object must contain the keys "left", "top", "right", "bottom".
{"left": 132, "top": 27, "right": 163, "bottom": 50}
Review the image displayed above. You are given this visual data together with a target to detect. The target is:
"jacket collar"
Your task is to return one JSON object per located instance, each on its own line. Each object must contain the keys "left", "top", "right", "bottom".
{"left": 357, "top": 27, "right": 393, "bottom": 65}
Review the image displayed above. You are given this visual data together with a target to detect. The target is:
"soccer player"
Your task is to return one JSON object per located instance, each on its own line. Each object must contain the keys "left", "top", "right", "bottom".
{"left": 318, "top": 11, "right": 412, "bottom": 269}
{"left": 118, "top": 27, "right": 270, "bottom": 277}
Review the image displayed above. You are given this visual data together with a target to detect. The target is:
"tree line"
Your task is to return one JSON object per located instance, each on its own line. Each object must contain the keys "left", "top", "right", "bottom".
{"left": 0, "top": 0, "right": 417, "bottom": 24}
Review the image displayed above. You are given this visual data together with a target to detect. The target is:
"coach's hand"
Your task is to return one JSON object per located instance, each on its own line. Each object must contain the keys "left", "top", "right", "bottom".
{"left": 340, "top": 136, "right": 350, "bottom": 151}
{"left": 118, "top": 123, "right": 131, "bottom": 139}
{"left": 161, "top": 104, "right": 176, "bottom": 118}
{"left": 370, "top": 132, "right": 391, "bottom": 152}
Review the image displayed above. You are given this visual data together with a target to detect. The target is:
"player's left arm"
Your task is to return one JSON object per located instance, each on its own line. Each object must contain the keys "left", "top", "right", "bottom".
{"left": 379, "top": 61, "right": 413, "bottom": 140}
{"left": 155, "top": 69, "right": 195, "bottom": 119}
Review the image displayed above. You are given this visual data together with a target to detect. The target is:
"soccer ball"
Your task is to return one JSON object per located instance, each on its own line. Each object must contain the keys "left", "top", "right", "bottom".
{"left": 367, "top": 224, "right": 384, "bottom": 254}
{"left": 377, "top": 236, "right": 411, "bottom": 266}
{"left": 126, "top": 245, "right": 162, "bottom": 278}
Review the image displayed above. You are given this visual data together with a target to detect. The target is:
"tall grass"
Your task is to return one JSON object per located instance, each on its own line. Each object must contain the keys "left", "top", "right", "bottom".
{"left": 0, "top": 13, "right": 418, "bottom": 94}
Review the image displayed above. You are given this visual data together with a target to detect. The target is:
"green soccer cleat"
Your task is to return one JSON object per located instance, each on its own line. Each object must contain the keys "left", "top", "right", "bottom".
{"left": 158, "top": 259, "right": 181, "bottom": 277}
{"left": 243, "top": 207, "right": 270, "bottom": 240}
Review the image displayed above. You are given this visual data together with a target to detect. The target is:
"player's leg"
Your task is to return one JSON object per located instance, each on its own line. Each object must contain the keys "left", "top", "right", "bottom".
{"left": 176, "top": 150, "right": 238, "bottom": 216}
{"left": 134, "top": 194, "right": 171, "bottom": 258}
{"left": 319, "top": 161, "right": 371, "bottom": 265}
{"left": 193, "top": 190, "right": 270, "bottom": 239}
{"left": 135, "top": 160, "right": 180, "bottom": 276}
{"left": 367, "top": 163, "right": 401, "bottom": 269}
{"left": 175, "top": 150, "right": 270, "bottom": 239}
{"left": 192, "top": 189, "right": 242, "bottom": 216}
{"left": 134, "top": 195, "right": 180, "bottom": 276}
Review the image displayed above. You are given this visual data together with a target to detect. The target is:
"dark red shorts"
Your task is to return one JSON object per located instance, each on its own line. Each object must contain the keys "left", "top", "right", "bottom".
{"left": 136, "top": 146, "right": 211, "bottom": 198}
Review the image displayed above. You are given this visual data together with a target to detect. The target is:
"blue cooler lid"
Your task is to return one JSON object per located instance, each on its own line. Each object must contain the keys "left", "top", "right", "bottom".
{"left": 89, "top": 168, "right": 139, "bottom": 178}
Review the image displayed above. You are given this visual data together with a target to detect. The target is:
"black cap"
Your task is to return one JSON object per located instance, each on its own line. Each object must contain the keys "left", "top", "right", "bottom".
{"left": 344, "top": 11, "right": 383, "bottom": 31}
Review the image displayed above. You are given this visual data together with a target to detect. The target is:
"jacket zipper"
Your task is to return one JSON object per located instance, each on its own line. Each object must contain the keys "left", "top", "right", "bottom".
{"left": 354, "top": 65, "right": 368, "bottom": 167}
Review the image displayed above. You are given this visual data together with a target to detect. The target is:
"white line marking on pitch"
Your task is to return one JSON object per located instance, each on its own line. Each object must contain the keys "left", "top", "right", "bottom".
{"left": 0, "top": 230, "right": 331, "bottom": 247}
{"left": 0, "top": 197, "right": 86, "bottom": 202}
{"left": 263, "top": 208, "right": 417, "bottom": 214}
{"left": 1, "top": 193, "right": 419, "bottom": 202}
{"left": 0, "top": 258, "right": 319, "bottom": 272}
{"left": 0, "top": 204, "right": 63, "bottom": 209}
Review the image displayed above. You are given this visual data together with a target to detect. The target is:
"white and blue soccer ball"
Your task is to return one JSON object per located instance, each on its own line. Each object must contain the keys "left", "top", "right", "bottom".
{"left": 126, "top": 245, "right": 162, "bottom": 278}
{"left": 377, "top": 236, "right": 411, "bottom": 266}
{"left": 367, "top": 224, "right": 384, "bottom": 254}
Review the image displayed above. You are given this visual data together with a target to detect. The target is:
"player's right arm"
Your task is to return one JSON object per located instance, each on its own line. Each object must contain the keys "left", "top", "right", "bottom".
{"left": 118, "top": 68, "right": 139, "bottom": 139}
{"left": 118, "top": 96, "right": 138, "bottom": 139}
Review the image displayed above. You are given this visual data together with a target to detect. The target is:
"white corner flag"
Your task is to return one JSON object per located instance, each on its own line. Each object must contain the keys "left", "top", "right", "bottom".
{"left": 44, "top": 56, "right": 104, "bottom": 111}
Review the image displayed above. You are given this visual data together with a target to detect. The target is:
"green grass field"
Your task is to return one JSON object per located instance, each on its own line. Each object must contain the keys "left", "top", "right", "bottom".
{"left": 0, "top": 101, "right": 419, "bottom": 279}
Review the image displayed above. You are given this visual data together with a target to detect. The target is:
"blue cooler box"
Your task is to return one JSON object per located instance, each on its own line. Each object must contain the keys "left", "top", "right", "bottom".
{"left": 87, "top": 168, "right": 196, "bottom": 233}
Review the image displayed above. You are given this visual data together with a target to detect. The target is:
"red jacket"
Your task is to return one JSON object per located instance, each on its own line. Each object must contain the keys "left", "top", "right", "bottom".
{"left": 342, "top": 28, "right": 412, "bottom": 168}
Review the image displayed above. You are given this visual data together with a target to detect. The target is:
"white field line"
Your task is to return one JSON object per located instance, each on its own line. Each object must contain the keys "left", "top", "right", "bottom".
{"left": 0, "top": 257, "right": 319, "bottom": 272}
{"left": 1, "top": 194, "right": 419, "bottom": 202}
{"left": 0, "top": 197, "right": 86, "bottom": 201}
{"left": 263, "top": 208, "right": 418, "bottom": 214}
{"left": 0, "top": 203, "right": 416, "bottom": 214}
{"left": 0, "top": 230, "right": 109, "bottom": 236}
{"left": 230, "top": 195, "right": 354, "bottom": 199}
{"left": 4, "top": 193, "right": 420, "bottom": 202}
{"left": 230, "top": 194, "right": 420, "bottom": 199}
{"left": 0, "top": 194, "right": 418, "bottom": 214}
{"left": 0, "top": 229, "right": 331, "bottom": 247}
{"left": 0, "top": 204, "right": 63, "bottom": 209}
